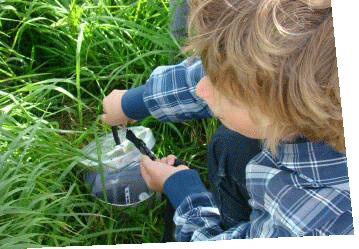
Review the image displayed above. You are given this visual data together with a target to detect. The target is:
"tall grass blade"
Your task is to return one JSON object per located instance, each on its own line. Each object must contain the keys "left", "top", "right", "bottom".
{"left": 76, "top": 23, "right": 85, "bottom": 127}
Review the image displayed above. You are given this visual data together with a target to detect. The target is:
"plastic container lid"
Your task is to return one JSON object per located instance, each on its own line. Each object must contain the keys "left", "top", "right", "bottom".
{"left": 81, "top": 126, "right": 155, "bottom": 208}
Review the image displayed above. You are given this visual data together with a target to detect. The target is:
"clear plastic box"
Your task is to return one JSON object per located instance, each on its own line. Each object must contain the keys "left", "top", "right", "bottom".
{"left": 81, "top": 126, "right": 155, "bottom": 208}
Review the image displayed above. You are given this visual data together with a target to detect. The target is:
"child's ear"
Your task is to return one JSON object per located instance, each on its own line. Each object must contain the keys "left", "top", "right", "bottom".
{"left": 196, "top": 76, "right": 212, "bottom": 100}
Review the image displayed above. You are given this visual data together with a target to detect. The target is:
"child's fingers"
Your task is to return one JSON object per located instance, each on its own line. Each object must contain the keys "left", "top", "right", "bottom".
{"left": 102, "top": 89, "right": 136, "bottom": 126}
{"left": 140, "top": 155, "right": 164, "bottom": 192}
{"left": 101, "top": 113, "right": 116, "bottom": 126}
{"left": 139, "top": 156, "right": 152, "bottom": 187}
{"left": 140, "top": 155, "right": 189, "bottom": 192}
{"left": 101, "top": 113, "right": 108, "bottom": 124}
{"left": 159, "top": 155, "right": 177, "bottom": 165}
{"left": 102, "top": 96, "right": 109, "bottom": 113}
{"left": 101, "top": 114, "right": 108, "bottom": 124}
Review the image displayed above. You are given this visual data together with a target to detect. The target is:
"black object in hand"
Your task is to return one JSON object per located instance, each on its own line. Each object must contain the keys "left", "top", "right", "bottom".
{"left": 111, "top": 126, "right": 121, "bottom": 145}
{"left": 125, "top": 129, "right": 186, "bottom": 166}
{"left": 172, "top": 158, "right": 186, "bottom": 166}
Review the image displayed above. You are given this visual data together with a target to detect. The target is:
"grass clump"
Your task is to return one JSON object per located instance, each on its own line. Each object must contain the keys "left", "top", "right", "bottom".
{"left": 0, "top": 0, "right": 219, "bottom": 247}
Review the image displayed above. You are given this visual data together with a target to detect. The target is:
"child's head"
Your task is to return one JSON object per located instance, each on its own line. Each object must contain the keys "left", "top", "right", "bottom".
{"left": 188, "top": 0, "right": 344, "bottom": 153}
{"left": 196, "top": 75, "right": 265, "bottom": 139}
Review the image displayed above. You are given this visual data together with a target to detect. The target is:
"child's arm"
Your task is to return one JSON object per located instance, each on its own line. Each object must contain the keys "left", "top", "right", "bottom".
{"left": 163, "top": 169, "right": 353, "bottom": 241}
{"left": 102, "top": 58, "right": 213, "bottom": 126}
{"left": 140, "top": 153, "right": 249, "bottom": 240}
{"left": 163, "top": 168, "right": 249, "bottom": 241}
{"left": 141, "top": 58, "right": 212, "bottom": 122}
{"left": 164, "top": 149, "right": 353, "bottom": 241}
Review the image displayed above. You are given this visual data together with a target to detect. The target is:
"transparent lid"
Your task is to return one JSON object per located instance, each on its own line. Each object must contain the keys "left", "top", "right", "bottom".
{"left": 81, "top": 126, "right": 155, "bottom": 172}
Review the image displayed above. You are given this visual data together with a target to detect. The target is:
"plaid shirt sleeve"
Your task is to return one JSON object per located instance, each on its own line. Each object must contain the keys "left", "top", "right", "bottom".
{"left": 171, "top": 142, "right": 354, "bottom": 242}
{"left": 174, "top": 193, "right": 250, "bottom": 241}
{"left": 142, "top": 57, "right": 213, "bottom": 122}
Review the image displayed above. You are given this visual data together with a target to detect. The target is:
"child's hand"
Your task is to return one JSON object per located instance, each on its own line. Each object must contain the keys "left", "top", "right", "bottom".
{"left": 140, "top": 155, "right": 189, "bottom": 192}
{"left": 102, "top": 90, "right": 136, "bottom": 126}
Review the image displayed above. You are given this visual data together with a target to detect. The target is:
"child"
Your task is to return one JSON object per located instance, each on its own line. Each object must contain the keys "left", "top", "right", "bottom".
{"left": 102, "top": 0, "right": 353, "bottom": 241}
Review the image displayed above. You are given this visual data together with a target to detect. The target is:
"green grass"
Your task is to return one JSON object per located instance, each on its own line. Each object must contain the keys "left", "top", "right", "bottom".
{"left": 0, "top": 0, "right": 219, "bottom": 247}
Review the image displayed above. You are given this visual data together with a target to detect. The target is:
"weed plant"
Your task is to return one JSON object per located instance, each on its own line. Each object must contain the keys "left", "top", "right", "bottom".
{"left": 0, "top": 0, "right": 219, "bottom": 247}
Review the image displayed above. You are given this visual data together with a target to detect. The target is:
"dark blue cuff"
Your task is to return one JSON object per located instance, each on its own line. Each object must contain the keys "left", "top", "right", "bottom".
{"left": 121, "top": 85, "right": 151, "bottom": 120}
{"left": 163, "top": 170, "right": 208, "bottom": 208}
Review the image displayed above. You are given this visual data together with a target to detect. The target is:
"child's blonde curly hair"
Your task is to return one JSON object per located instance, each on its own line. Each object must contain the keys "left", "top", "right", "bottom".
{"left": 186, "top": 0, "right": 344, "bottom": 153}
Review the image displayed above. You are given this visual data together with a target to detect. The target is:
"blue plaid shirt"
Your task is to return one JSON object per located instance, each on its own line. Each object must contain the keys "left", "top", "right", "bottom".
{"left": 123, "top": 58, "right": 354, "bottom": 241}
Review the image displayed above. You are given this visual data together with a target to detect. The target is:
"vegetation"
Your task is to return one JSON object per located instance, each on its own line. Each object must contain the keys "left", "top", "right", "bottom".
{"left": 0, "top": 0, "right": 219, "bottom": 247}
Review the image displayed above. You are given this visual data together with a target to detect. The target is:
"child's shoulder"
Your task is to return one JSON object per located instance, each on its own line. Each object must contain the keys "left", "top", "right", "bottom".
{"left": 247, "top": 139, "right": 348, "bottom": 195}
